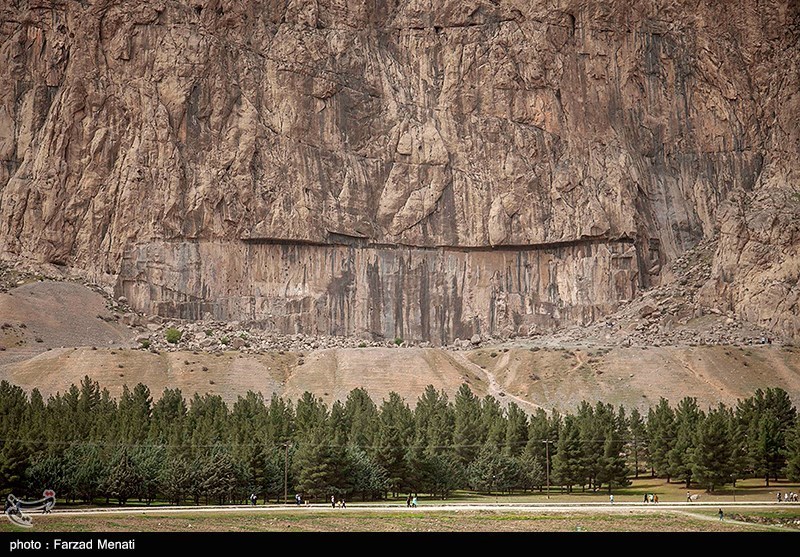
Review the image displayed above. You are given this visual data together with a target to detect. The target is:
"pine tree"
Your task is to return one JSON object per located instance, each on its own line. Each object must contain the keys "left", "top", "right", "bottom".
{"left": 691, "top": 405, "right": 733, "bottom": 492}
{"left": 329, "top": 400, "right": 349, "bottom": 447}
{"left": 77, "top": 375, "right": 101, "bottom": 440}
{"left": 261, "top": 445, "right": 286, "bottom": 503}
{"left": 132, "top": 445, "right": 165, "bottom": 505}
{"left": 0, "top": 381, "right": 30, "bottom": 493}
{"left": 107, "top": 448, "right": 139, "bottom": 505}
{"left": 597, "top": 423, "right": 630, "bottom": 493}
{"left": 504, "top": 402, "right": 529, "bottom": 458}
{"left": 292, "top": 425, "right": 348, "bottom": 499}
{"left": 668, "top": 397, "right": 702, "bottom": 488}
{"left": 481, "top": 395, "right": 506, "bottom": 452}
{"left": 343, "top": 388, "right": 378, "bottom": 449}
{"left": 428, "top": 453, "right": 464, "bottom": 500}
{"left": 738, "top": 388, "right": 796, "bottom": 485}
{"left": 375, "top": 392, "right": 413, "bottom": 497}
{"left": 647, "top": 398, "right": 676, "bottom": 480}
{"left": 294, "top": 392, "right": 328, "bottom": 439}
{"left": 200, "top": 446, "right": 239, "bottom": 505}
{"left": 453, "top": 384, "right": 483, "bottom": 466}
{"left": 412, "top": 385, "right": 454, "bottom": 457}
{"left": 65, "top": 444, "right": 107, "bottom": 503}
{"left": 785, "top": 419, "right": 800, "bottom": 482}
{"left": 23, "top": 388, "right": 48, "bottom": 461}
{"left": 515, "top": 453, "right": 545, "bottom": 492}
{"left": 25, "top": 454, "right": 68, "bottom": 502}
{"left": 726, "top": 406, "right": 748, "bottom": 486}
{"left": 628, "top": 408, "right": 647, "bottom": 478}
{"left": 752, "top": 410, "right": 784, "bottom": 486}
{"left": 149, "top": 388, "right": 188, "bottom": 449}
{"left": 467, "top": 445, "right": 514, "bottom": 494}
{"left": 187, "top": 393, "right": 229, "bottom": 457}
{"left": 229, "top": 391, "right": 269, "bottom": 496}
{"left": 159, "top": 456, "right": 193, "bottom": 505}
{"left": 91, "top": 389, "right": 122, "bottom": 445}
{"left": 552, "top": 415, "right": 582, "bottom": 493}
{"left": 0, "top": 440, "right": 28, "bottom": 495}
{"left": 265, "top": 393, "right": 294, "bottom": 445}
{"left": 575, "top": 401, "right": 598, "bottom": 490}
{"left": 408, "top": 387, "right": 453, "bottom": 495}
{"left": 117, "top": 383, "right": 152, "bottom": 445}
{"left": 525, "top": 408, "right": 558, "bottom": 490}
{"left": 347, "top": 445, "right": 389, "bottom": 501}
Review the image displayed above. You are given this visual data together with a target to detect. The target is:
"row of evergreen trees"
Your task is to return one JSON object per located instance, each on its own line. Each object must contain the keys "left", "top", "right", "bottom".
{"left": 1, "top": 377, "right": 799, "bottom": 505}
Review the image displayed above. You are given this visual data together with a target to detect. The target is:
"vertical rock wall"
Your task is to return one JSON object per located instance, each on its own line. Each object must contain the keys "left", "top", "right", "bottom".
{"left": 119, "top": 238, "right": 638, "bottom": 344}
{"left": 0, "top": 1, "right": 797, "bottom": 340}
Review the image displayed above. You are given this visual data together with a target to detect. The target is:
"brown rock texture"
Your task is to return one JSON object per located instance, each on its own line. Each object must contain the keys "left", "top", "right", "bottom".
{"left": 0, "top": 0, "right": 797, "bottom": 342}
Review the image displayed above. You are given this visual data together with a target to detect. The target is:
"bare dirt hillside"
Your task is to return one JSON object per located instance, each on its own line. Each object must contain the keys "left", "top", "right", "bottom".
{"left": 0, "top": 280, "right": 133, "bottom": 365}
{"left": 2, "top": 344, "right": 799, "bottom": 413}
{"left": 1, "top": 279, "right": 798, "bottom": 412}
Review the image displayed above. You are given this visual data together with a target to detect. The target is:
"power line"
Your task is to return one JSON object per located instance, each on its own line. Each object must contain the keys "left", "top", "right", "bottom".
{"left": 0, "top": 434, "right": 689, "bottom": 449}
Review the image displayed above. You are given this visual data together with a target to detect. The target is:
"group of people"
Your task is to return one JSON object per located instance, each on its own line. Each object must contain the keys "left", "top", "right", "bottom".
{"left": 406, "top": 494, "right": 418, "bottom": 507}
{"left": 331, "top": 495, "right": 346, "bottom": 508}
{"left": 776, "top": 491, "right": 798, "bottom": 503}
{"left": 643, "top": 493, "right": 659, "bottom": 503}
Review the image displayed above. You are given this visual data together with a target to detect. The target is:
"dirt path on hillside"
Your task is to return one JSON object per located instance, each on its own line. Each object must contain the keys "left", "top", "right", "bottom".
{"left": 448, "top": 352, "right": 542, "bottom": 413}
{"left": 568, "top": 350, "right": 587, "bottom": 374}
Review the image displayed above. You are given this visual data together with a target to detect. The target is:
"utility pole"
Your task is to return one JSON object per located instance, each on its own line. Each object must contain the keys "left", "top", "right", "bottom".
{"left": 283, "top": 442, "right": 290, "bottom": 505}
{"left": 545, "top": 439, "right": 550, "bottom": 499}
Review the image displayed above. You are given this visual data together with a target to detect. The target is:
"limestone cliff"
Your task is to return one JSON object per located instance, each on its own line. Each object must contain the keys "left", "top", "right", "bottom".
{"left": 0, "top": 0, "right": 797, "bottom": 342}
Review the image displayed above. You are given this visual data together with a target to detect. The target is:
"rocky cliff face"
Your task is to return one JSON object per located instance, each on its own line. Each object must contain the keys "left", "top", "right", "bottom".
{"left": 0, "top": 0, "right": 797, "bottom": 343}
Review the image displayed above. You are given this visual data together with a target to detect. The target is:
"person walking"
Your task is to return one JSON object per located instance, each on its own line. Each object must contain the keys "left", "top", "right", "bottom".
{"left": 718, "top": 508, "right": 724, "bottom": 521}
{"left": 654, "top": 494, "right": 659, "bottom": 504}
{"left": 340, "top": 497, "right": 346, "bottom": 509}
{"left": 643, "top": 493, "right": 648, "bottom": 504}
{"left": 406, "top": 494, "right": 412, "bottom": 507}
{"left": 609, "top": 494, "right": 614, "bottom": 504}
{"left": 411, "top": 495, "right": 418, "bottom": 508}
{"left": 331, "top": 495, "right": 336, "bottom": 508}
{"left": 250, "top": 492, "right": 257, "bottom": 506}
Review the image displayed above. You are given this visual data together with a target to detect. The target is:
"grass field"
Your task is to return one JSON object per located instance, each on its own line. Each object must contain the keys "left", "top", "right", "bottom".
{"left": 2, "top": 508, "right": 797, "bottom": 533}
{"left": 3, "top": 479, "right": 799, "bottom": 532}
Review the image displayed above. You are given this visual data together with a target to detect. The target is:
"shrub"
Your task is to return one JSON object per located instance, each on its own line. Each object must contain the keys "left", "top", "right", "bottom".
{"left": 165, "top": 328, "right": 183, "bottom": 344}
{"left": 239, "top": 332, "right": 249, "bottom": 339}
{"left": 139, "top": 339, "right": 151, "bottom": 349}
{"left": 220, "top": 336, "right": 230, "bottom": 345}
{"left": 358, "top": 342, "right": 367, "bottom": 348}
{"left": 394, "top": 337, "right": 404, "bottom": 346}
{"left": 204, "top": 329, "right": 213, "bottom": 336}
